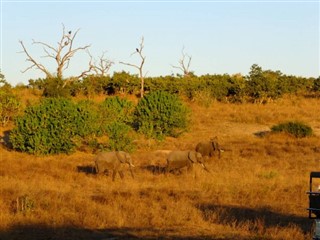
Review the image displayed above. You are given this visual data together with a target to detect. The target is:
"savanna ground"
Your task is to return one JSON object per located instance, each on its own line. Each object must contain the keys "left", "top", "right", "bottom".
{"left": 1, "top": 93, "right": 320, "bottom": 239}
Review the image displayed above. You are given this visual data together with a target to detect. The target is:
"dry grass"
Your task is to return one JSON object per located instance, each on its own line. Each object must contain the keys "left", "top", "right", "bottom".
{"left": 1, "top": 92, "right": 320, "bottom": 239}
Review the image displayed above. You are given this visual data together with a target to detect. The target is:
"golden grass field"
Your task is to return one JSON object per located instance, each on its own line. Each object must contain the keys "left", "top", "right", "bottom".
{"left": 1, "top": 93, "right": 320, "bottom": 239}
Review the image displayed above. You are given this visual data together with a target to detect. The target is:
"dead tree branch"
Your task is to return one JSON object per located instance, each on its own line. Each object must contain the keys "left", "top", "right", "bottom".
{"left": 19, "top": 24, "right": 91, "bottom": 86}
{"left": 120, "top": 36, "right": 146, "bottom": 98}
{"left": 172, "top": 47, "right": 192, "bottom": 77}
{"left": 90, "top": 51, "right": 114, "bottom": 77}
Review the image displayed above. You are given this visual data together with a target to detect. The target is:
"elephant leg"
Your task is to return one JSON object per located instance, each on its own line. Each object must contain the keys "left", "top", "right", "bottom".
{"left": 119, "top": 171, "right": 124, "bottom": 179}
{"left": 112, "top": 170, "right": 117, "bottom": 181}
{"left": 129, "top": 168, "right": 134, "bottom": 179}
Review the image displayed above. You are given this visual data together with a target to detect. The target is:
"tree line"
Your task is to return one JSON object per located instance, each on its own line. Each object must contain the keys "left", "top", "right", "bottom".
{"left": 16, "top": 24, "right": 319, "bottom": 102}
{"left": 26, "top": 64, "right": 319, "bottom": 103}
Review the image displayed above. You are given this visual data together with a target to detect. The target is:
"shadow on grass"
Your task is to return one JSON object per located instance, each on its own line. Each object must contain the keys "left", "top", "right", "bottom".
{"left": 198, "top": 203, "right": 312, "bottom": 234}
{"left": 140, "top": 165, "right": 166, "bottom": 175}
{"left": 77, "top": 165, "right": 96, "bottom": 175}
{"left": 0, "top": 224, "right": 245, "bottom": 240}
{"left": 0, "top": 130, "right": 13, "bottom": 149}
{"left": 254, "top": 130, "right": 271, "bottom": 138}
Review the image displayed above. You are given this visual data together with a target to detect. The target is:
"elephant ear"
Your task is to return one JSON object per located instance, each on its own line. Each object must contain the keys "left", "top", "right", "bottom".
{"left": 116, "top": 151, "right": 126, "bottom": 163}
{"left": 188, "top": 151, "right": 197, "bottom": 163}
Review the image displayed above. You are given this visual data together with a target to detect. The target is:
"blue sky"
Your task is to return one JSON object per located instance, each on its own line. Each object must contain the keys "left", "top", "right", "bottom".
{"left": 0, "top": 0, "right": 319, "bottom": 86}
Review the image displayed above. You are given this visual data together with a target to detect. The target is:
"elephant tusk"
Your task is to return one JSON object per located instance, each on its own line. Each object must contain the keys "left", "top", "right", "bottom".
{"left": 130, "top": 163, "right": 135, "bottom": 167}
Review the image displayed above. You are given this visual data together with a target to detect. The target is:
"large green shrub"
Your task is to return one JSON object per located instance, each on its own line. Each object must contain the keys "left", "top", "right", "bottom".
{"left": 99, "top": 96, "right": 135, "bottom": 129}
{"left": 105, "top": 122, "right": 134, "bottom": 152}
{"left": 271, "top": 121, "right": 313, "bottom": 138}
{"left": 134, "top": 90, "right": 189, "bottom": 139}
{"left": 10, "top": 98, "right": 98, "bottom": 155}
{"left": 95, "top": 96, "right": 136, "bottom": 151}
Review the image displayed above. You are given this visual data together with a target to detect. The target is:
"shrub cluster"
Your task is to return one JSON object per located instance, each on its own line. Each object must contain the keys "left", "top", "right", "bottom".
{"left": 271, "top": 121, "right": 313, "bottom": 138}
{"left": 10, "top": 92, "right": 189, "bottom": 154}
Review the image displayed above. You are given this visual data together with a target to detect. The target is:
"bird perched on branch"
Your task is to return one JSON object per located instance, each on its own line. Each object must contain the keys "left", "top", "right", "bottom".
{"left": 68, "top": 31, "right": 72, "bottom": 35}
{"left": 136, "top": 48, "right": 139, "bottom": 53}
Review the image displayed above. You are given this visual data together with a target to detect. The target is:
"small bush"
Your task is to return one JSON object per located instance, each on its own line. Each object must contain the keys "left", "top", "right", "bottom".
{"left": 134, "top": 90, "right": 189, "bottom": 140}
{"left": 43, "top": 78, "right": 71, "bottom": 98}
{"left": 0, "top": 90, "right": 21, "bottom": 126}
{"left": 271, "top": 121, "right": 313, "bottom": 138}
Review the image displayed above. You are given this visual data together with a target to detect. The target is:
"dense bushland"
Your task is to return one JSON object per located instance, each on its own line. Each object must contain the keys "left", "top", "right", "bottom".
{"left": 27, "top": 65, "right": 319, "bottom": 103}
{"left": 9, "top": 92, "right": 189, "bottom": 154}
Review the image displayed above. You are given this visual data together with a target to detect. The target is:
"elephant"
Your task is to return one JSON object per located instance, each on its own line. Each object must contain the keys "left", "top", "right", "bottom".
{"left": 166, "top": 150, "right": 209, "bottom": 174}
{"left": 195, "top": 137, "right": 223, "bottom": 160}
{"left": 94, "top": 151, "right": 134, "bottom": 181}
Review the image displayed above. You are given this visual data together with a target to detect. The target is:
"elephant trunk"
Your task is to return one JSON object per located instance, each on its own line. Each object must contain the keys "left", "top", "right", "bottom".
{"left": 128, "top": 164, "right": 135, "bottom": 179}
{"left": 201, "top": 163, "right": 210, "bottom": 173}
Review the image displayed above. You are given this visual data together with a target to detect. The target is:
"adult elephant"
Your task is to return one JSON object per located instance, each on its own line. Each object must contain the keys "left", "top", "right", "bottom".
{"left": 166, "top": 150, "right": 209, "bottom": 174}
{"left": 195, "top": 137, "right": 223, "bottom": 160}
{"left": 95, "top": 151, "right": 134, "bottom": 181}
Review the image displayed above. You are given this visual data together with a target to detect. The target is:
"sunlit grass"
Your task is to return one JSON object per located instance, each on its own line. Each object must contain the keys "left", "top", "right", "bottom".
{"left": 0, "top": 91, "right": 319, "bottom": 239}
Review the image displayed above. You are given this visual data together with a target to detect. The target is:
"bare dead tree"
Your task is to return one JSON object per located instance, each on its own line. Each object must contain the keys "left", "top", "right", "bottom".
{"left": 89, "top": 51, "right": 114, "bottom": 77}
{"left": 172, "top": 47, "right": 192, "bottom": 77}
{"left": 19, "top": 24, "right": 92, "bottom": 86}
{"left": 120, "top": 36, "right": 147, "bottom": 98}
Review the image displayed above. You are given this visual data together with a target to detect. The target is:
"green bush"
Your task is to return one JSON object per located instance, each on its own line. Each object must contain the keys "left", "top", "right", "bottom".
{"left": 134, "top": 90, "right": 189, "bottom": 139}
{"left": 10, "top": 98, "right": 98, "bottom": 155}
{"left": 95, "top": 96, "right": 135, "bottom": 151}
{"left": 271, "top": 121, "right": 313, "bottom": 138}
{"left": 0, "top": 90, "right": 21, "bottom": 126}
{"left": 43, "top": 78, "right": 71, "bottom": 98}
{"left": 99, "top": 96, "right": 135, "bottom": 130}
{"left": 76, "top": 100, "right": 101, "bottom": 136}
{"left": 106, "top": 122, "right": 134, "bottom": 152}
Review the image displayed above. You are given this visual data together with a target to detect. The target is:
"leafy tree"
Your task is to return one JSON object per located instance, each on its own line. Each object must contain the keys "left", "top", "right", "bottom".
{"left": 0, "top": 70, "right": 10, "bottom": 88}
{"left": 246, "top": 64, "right": 279, "bottom": 102}
{"left": 227, "top": 74, "right": 247, "bottom": 102}
{"left": 313, "top": 76, "right": 320, "bottom": 92}
{"left": 112, "top": 71, "right": 140, "bottom": 95}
